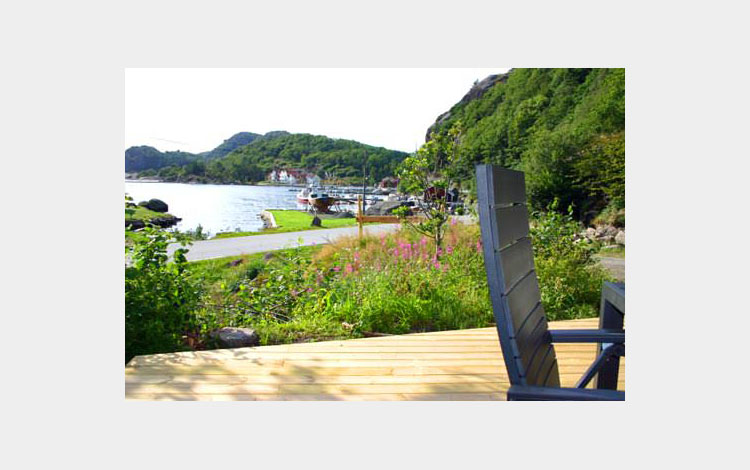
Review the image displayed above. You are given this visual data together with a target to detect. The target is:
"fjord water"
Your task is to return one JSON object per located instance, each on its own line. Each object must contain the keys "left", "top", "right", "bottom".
{"left": 125, "top": 181, "right": 306, "bottom": 235}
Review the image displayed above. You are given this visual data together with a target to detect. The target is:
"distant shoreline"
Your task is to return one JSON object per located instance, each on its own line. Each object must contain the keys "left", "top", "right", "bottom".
{"left": 124, "top": 178, "right": 307, "bottom": 188}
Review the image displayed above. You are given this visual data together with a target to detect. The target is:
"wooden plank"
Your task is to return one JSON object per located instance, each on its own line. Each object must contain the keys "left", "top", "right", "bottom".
{"left": 127, "top": 382, "right": 505, "bottom": 395}
{"left": 126, "top": 393, "right": 507, "bottom": 401}
{"left": 125, "top": 374, "right": 507, "bottom": 385}
{"left": 125, "top": 318, "right": 625, "bottom": 400}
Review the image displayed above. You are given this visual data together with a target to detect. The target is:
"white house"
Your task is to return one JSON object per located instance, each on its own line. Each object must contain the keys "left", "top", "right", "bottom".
{"left": 267, "top": 169, "right": 321, "bottom": 185}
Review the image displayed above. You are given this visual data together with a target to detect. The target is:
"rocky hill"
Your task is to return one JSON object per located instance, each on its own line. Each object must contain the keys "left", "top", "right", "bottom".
{"left": 426, "top": 68, "right": 625, "bottom": 223}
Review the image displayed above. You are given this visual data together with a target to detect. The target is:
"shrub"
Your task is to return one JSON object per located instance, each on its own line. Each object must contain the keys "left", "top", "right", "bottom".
{"left": 530, "top": 202, "right": 613, "bottom": 320}
{"left": 125, "top": 227, "right": 201, "bottom": 362}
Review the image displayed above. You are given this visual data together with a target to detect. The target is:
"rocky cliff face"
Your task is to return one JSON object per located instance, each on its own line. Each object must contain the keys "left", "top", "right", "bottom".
{"left": 425, "top": 70, "right": 511, "bottom": 141}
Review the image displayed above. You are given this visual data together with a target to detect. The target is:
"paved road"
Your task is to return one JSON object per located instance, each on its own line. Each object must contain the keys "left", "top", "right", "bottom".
{"left": 168, "top": 224, "right": 402, "bottom": 262}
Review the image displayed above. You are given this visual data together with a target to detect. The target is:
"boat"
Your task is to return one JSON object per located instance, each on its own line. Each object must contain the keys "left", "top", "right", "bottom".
{"left": 296, "top": 185, "right": 315, "bottom": 203}
{"left": 309, "top": 191, "right": 336, "bottom": 213}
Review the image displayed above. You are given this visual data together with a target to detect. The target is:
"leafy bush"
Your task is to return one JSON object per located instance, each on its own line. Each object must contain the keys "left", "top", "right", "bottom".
{"left": 125, "top": 227, "right": 201, "bottom": 362}
{"left": 530, "top": 202, "right": 613, "bottom": 320}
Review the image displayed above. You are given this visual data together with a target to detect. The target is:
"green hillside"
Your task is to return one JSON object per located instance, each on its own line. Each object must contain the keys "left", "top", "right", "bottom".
{"left": 133, "top": 133, "right": 408, "bottom": 185}
{"left": 427, "top": 68, "right": 625, "bottom": 223}
{"left": 125, "top": 131, "right": 269, "bottom": 172}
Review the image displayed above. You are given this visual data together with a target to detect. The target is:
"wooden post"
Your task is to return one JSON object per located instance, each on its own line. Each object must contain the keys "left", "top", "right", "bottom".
{"left": 357, "top": 195, "right": 363, "bottom": 238}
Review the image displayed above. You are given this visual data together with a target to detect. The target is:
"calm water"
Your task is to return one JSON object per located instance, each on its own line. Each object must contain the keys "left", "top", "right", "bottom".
{"left": 125, "top": 181, "right": 311, "bottom": 235}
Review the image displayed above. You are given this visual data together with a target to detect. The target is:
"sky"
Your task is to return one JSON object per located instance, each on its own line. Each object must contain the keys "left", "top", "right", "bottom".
{"left": 125, "top": 68, "right": 509, "bottom": 153}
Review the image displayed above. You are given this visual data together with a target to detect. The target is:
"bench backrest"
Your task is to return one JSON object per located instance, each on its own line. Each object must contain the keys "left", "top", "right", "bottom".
{"left": 475, "top": 164, "right": 560, "bottom": 387}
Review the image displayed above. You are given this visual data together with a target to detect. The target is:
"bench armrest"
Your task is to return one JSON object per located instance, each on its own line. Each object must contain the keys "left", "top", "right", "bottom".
{"left": 549, "top": 329, "right": 624, "bottom": 344}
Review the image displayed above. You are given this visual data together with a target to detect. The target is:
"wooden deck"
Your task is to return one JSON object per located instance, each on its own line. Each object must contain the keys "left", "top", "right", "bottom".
{"left": 125, "top": 318, "right": 625, "bottom": 400}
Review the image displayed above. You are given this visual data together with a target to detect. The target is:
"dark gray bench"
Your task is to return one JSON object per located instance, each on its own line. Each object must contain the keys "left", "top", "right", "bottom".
{"left": 475, "top": 164, "right": 625, "bottom": 400}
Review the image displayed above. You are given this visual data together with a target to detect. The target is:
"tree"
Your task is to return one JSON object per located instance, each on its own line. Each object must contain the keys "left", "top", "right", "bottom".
{"left": 394, "top": 121, "right": 465, "bottom": 256}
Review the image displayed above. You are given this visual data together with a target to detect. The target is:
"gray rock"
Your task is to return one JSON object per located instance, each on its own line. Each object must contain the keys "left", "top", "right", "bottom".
{"left": 211, "top": 327, "right": 259, "bottom": 348}
{"left": 138, "top": 198, "right": 169, "bottom": 213}
{"left": 585, "top": 227, "right": 597, "bottom": 239}
{"left": 615, "top": 230, "right": 626, "bottom": 246}
{"left": 600, "top": 235, "right": 615, "bottom": 244}
{"left": 365, "top": 201, "right": 413, "bottom": 216}
{"left": 328, "top": 211, "right": 354, "bottom": 219}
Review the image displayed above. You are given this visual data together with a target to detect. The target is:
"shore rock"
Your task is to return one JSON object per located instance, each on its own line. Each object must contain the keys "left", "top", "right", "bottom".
{"left": 138, "top": 198, "right": 169, "bottom": 213}
{"left": 580, "top": 224, "right": 625, "bottom": 246}
{"left": 210, "top": 327, "right": 259, "bottom": 348}
{"left": 615, "top": 230, "right": 625, "bottom": 246}
{"left": 364, "top": 201, "right": 413, "bottom": 216}
{"left": 328, "top": 210, "right": 354, "bottom": 219}
{"left": 125, "top": 214, "right": 181, "bottom": 230}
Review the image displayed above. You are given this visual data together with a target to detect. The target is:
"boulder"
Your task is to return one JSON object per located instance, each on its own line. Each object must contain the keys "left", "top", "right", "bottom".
{"left": 210, "top": 327, "right": 259, "bottom": 348}
{"left": 615, "top": 230, "right": 626, "bottom": 246}
{"left": 138, "top": 198, "right": 169, "bottom": 213}
{"left": 328, "top": 210, "right": 354, "bottom": 219}
{"left": 585, "top": 227, "right": 597, "bottom": 239}
{"left": 364, "top": 201, "right": 413, "bottom": 216}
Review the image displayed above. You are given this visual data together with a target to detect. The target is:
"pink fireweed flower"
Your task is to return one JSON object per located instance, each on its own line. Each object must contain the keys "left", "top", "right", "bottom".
{"left": 306, "top": 287, "right": 313, "bottom": 293}
{"left": 436, "top": 247, "right": 443, "bottom": 256}
{"left": 333, "top": 266, "right": 341, "bottom": 272}
{"left": 393, "top": 247, "right": 400, "bottom": 257}
{"left": 420, "top": 236, "right": 428, "bottom": 246}
{"left": 345, "top": 263, "right": 354, "bottom": 274}
{"left": 446, "top": 245, "right": 453, "bottom": 255}
{"left": 450, "top": 217, "right": 458, "bottom": 226}
{"left": 433, "top": 261, "right": 441, "bottom": 270}
{"left": 353, "top": 251, "right": 360, "bottom": 262}
{"left": 476, "top": 240, "right": 482, "bottom": 253}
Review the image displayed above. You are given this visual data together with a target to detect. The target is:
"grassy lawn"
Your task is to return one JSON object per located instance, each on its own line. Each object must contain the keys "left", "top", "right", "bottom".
{"left": 213, "top": 210, "right": 367, "bottom": 239}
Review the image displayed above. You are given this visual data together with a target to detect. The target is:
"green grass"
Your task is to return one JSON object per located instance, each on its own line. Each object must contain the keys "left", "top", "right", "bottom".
{"left": 213, "top": 210, "right": 366, "bottom": 239}
{"left": 126, "top": 206, "right": 172, "bottom": 222}
{"left": 125, "top": 206, "right": 179, "bottom": 245}
{"left": 597, "top": 245, "right": 625, "bottom": 258}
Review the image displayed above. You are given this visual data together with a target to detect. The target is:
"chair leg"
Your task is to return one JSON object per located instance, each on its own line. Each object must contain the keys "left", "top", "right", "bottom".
{"left": 576, "top": 344, "right": 624, "bottom": 389}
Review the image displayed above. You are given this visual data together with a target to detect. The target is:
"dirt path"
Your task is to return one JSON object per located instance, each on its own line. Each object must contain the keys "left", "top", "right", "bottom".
{"left": 597, "top": 256, "right": 625, "bottom": 282}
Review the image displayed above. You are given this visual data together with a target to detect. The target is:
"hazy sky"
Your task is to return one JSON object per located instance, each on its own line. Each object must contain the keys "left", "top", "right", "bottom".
{"left": 125, "top": 68, "right": 508, "bottom": 153}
